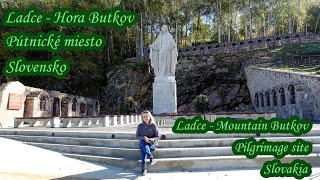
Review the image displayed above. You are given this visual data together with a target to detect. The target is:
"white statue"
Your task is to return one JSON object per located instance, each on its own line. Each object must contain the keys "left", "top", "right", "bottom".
{"left": 149, "top": 25, "right": 178, "bottom": 82}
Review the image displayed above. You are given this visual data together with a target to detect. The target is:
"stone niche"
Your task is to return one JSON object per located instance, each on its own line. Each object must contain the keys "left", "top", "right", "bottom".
{"left": 86, "top": 99, "right": 100, "bottom": 116}
{"left": 0, "top": 81, "right": 26, "bottom": 128}
{"left": 77, "top": 97, "right": 87, "bottom": 117}
{"left": 61, "top": 96, "right": 76, "bottom": 117}
{"left": 24, "top": 91, "right": 51, "bottom": 118}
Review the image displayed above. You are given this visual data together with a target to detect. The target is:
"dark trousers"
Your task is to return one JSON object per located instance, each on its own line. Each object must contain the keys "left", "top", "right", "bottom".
{"left": 139, "top": 140, "right": 157, "bottom": 169}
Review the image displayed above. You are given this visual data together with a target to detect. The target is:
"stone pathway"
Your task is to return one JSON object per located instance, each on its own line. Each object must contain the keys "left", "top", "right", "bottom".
{"left": 1, "top": 136, "right": 320, "bottom": 180}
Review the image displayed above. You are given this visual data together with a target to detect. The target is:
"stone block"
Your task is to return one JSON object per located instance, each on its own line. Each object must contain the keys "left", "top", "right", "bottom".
{"left": 14, "top": 118, "right": 24, "bottom": 128}
{"left": 153, "top": 81, "right": 177, "bottom": 114}
{"left": 111, "top": 116, "right": 117, "bottom": 126}
{"left": 51, "top": 117, "right": 60, "bottom": 128}
{"left": 124, "top": 115, "right": 129, "bottom": 124}
{"left": 119, "top": 115, "right": 124, "bottom": 125}
{"left": 102, "top": 116, "right": 109, "bottom": 127}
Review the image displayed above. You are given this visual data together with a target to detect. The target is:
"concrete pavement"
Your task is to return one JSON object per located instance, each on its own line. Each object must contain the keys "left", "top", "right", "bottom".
{"left": 1, "top": 137, "right": 320, "bottom": 180}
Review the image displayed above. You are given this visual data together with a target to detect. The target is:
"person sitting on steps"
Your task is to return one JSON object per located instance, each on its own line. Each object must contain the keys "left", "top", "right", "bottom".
{"left": 136, "top": 110, "right": 159, "bottom": 176}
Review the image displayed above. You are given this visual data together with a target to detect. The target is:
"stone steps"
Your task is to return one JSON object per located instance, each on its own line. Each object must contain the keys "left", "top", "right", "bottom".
{"left": 1, "top": 128, "right": 320, "bottom": 139}
{"left": 2, "top": 135, "right": 320, "bottom": 148}
{"left": 25, "top": 142, "right": 320, "bottom": 159}
{"left": 1, "top": 128, "right": 319, "bottom": 172}
{"left": 62, "top": 153, "right": 320, "bottom": 172}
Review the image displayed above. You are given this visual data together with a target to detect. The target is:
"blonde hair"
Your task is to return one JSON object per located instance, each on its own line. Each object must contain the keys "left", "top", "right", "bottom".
{"left": 141, "top": 110, "right": 155, "bottom": 124}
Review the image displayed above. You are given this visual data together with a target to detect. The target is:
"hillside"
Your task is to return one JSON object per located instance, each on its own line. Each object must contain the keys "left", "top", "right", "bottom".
{"left": 100, "top": 42, "right": 320, "bottom": 114}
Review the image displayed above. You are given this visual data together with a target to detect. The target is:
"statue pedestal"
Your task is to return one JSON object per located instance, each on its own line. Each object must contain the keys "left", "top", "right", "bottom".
{"left": 153, "top": 80, "right": 177, "bottom": 114}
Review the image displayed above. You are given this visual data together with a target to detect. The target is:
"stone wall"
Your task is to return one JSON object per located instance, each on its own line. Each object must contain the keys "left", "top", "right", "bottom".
{"left": 102, "top": 53, "right": 254, "bottom": 114}
{"left": 140, "top": 32, "right": 320, "bottom": 59}
{"left": 244, "top": 67, "right": 320, "bottom": 121}
{"left": 0, "top": 81, "right": 26, "bottom": 128}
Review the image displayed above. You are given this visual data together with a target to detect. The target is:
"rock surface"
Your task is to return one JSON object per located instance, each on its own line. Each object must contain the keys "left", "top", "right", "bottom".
{"left": 101, "top": 53, "right": 256, "bottom": 114}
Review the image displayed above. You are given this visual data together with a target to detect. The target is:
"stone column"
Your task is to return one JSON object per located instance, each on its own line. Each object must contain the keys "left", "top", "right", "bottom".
{"left": 111, "top": 115, "right": 117, "bottom": 126}
{"left": 125, "top": 115, "right": 129, "bottom": 124}
{"left": 102, "top": 116, "right": 109, "bottom": 127}
{"left": 135, "top": 114, "right": 138, "bottom": 123}
{"left": 119, "top": 115, "right": 124, "bottom": 125}
{"left": 51, "top": 117, "right": 60, "bottom": 128}
{"left": 129, "top": 115, "right": 133, "bottom": 123}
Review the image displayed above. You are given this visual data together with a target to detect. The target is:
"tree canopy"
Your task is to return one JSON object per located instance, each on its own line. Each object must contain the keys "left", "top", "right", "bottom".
{"left": 0, "top": 0, "right": 319, "bottom": 97}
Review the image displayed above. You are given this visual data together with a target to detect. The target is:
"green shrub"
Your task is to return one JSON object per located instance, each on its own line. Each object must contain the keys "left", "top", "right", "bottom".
{"left": 120, "top": 96, "right": 137, "bottom": 114}
{"left": 193, "top": 94, "right": 209, "bottom": 113}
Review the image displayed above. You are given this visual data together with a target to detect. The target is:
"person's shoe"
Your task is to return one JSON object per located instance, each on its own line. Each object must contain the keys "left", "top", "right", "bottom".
{"left": 142, "top": 168, "right": 147, "bottom": 176}
{"left": 150, "top": 158, "right": 156, "bottom": 166}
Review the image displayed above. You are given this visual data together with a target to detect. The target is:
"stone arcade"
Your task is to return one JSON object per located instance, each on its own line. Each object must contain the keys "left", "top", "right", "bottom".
{"left": 0, "top": 81, "right": 100, "bottom": 128}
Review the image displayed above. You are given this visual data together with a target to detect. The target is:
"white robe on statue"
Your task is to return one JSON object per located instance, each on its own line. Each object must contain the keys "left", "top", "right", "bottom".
{"left": 149, "top": 25, "right": 178, "bottom": 81}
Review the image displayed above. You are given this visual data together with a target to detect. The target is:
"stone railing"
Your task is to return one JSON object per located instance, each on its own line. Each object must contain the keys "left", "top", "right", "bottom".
{"left": 205, "top": 112, "right": 276, "bottom": 122}
{"left": 14, "top": 117, "right": 60, "bottom": 128}
{"left": 13, "top": 112, "right": 276, "bottom": 128}
{"left": 136, "top": 32, "right": 320, "bottom": 59}
{"left": 153, "top": 112, "right": 276, "bottom": 123}
{"left": 153, "top": 114, "right": 205, "bottom": 126}
{"left": 14, "top": 115, "right": 144, "bottom": 128}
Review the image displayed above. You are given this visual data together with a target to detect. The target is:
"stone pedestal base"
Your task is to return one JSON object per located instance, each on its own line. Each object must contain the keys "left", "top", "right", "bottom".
{"left": 153, "top": 81, "right": 177, "bottom": 114}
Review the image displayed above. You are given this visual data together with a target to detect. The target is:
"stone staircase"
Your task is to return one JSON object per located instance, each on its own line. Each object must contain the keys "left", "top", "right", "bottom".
{"left": 1, "top": 126, "right": 320, "bottom": 172}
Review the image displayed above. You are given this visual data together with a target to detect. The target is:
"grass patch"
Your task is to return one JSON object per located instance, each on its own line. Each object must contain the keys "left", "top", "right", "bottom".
{"left": 265, "top": 42, "right": 320, "bottom": 58}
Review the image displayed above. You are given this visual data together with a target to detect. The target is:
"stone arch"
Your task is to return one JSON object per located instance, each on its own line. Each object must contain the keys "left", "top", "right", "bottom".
{"left": 61, "top": 96, "right": 75, "bottom": 117}
{"left": 208, "top": 46, "right": 212, "bottom": 49}
{"left": 285, "top": 36, "right": 290, "bottom": 39}
{"left": 77, "top": 97, "right": 87, "bottom": 116}
{"left": 186, "top": 49, "right": 190, "bottom": 52}
{"left": 192, "top": 48, "right": 197, "bottom": 51}
{"left": 255, "top": 93, "right": 259, "bottom": 107}
{"left": 178, "top": 49, "right": 182, "bottom": 52}
{"left": 265, "top": 91, "right": 270, "bottom": 107}
{"left": 276, "top": 37, "right": 281, "bottom": 40}
{"left": 279, "top": 87, "right": 286, "bottom": 106}
{"left": 215, "top": 45, "right": 220, "bottom": 48}
{"left": 266, "top": 38, "right": 272, "bottom": 42}
{"left": 240, "top": 42, "right": 244, "bottom": 45}
{"left": 295, "top": 34, "right": 300, "bottom": 38}
{"left": 260, "top": 93, "right": 264, "bottom": 107}
{"left": 39, "top": 92, "right": 49, "bottom": 111}
{"left": 288, "top": 85, "right": 296, "bottom": 104}
{"left": 24, "top": 91, "right": 50, "bottom": 118}
{"left": 248, "top": 41, "right": 253, "bottom": 44}
{"left": 200, "top": 47, "right": 205, "bottom": 51}
{"left": 272, "top": 90, "right": 277, "bottom": 106}
{"left": 257, "top": 39, "right": 262, "bottom": 43}
{"left": 26, "top": 91, "right": 50, "bottom": 113}
{"left": 231, "top": 43, "right": 236, "bottom": 46}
